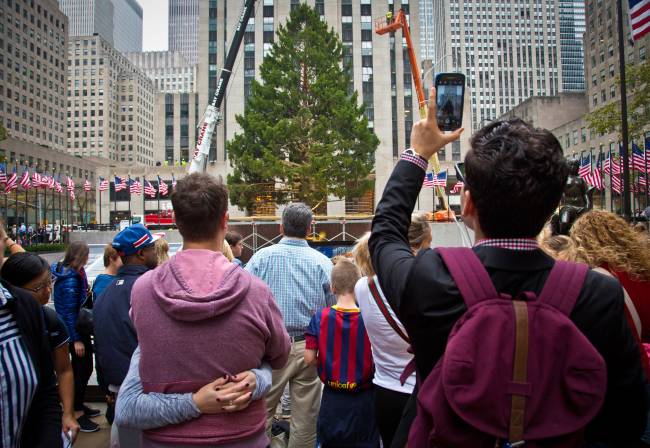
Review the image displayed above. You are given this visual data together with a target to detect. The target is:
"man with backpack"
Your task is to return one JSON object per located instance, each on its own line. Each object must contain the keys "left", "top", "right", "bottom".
{"left": 369, "top": 89, "right": 647, "bottom": 447}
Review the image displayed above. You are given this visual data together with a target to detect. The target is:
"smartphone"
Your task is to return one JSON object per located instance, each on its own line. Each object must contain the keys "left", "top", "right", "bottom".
{"left": 454, "top": 162, "right": 465, "bottom": 184}
{"left": 435, "top": 73, "right": 466, "bottom": 131}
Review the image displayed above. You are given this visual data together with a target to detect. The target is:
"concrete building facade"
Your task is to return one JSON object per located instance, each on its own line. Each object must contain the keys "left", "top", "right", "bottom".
{"left": 168, "top": 0, "right": 199, "bottom": 65}
{"left": 430, "top": 0, "right": 585, "bottom": 133}
{"left": 153, "top": 91, "right": 200, "bottom": 165}
{"left": 125, "top": 51, "right": 197, "bottom": 93}
{"left": 66, "top": 35, "right": 156, "bottom": 165}
{"left": 0, "top": 0, "right": 68, "bottom": 152}
{"left": 58, "top": 0, "right": 143, "bottom": 53}
{"left": 195, "top": 0, "right": 457, "bottom": 215}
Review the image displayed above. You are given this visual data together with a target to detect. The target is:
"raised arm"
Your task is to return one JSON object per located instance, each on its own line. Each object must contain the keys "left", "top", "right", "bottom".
{"left": 369, "top": 89, "right": 463, "bottom": 313}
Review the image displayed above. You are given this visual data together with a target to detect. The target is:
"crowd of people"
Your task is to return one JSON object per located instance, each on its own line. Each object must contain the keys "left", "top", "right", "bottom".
{"left": 0, "top": 90, "right": 649, "bottom": 447}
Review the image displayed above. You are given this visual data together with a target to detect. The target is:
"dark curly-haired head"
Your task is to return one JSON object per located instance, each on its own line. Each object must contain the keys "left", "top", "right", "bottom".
{"left": 465, "top": 119, "right": 568, "bottom": 238}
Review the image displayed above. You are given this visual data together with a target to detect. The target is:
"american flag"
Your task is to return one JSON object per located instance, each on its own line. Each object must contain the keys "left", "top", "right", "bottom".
{"left": 433, "top": 171, "right": 448, "bottom": 187}
{"left": 638, "top": 173, "right": 647, "bottom": 187}
{"left": 99, "top": 177, "right": 109, "bottom": 192}
{"left": 40, "top": 173, "right": 49, "bottom": 188}
{"left": 19, "top": 168, "right": 31, "bottom": 190}
{"left": 70, "top": 190, "right": 76, "bottom": 200}
{"left": 629, "top": 0, "right": 650, "bottom": 41}
{"left": 32, "top": 171, "right": 43, "bottom": 187}
{"left": 0, "top": 164, "right": 7, "bottom": 184}
{"left": 451, "top": 181, "right": 464, "bottom": 194}
{"left": 578, "top": 154, "right": 592, "bottom": 178}
{"left": 632, "top": 143, "right": 648, "bottom": 172}
{"left": 158, "top": 176, "right": 169, "bottom": 196}
{"left": 66, "top": 176, "right": 75, "bottom": 192}
{"left": 83, "top": 178, "right": 92, "bottom": 192}
{"left": 423, "top": 172, "right": 435, "bottom": 188}
{"left": 114, "top": 176, "right": 127, "bottom": 192}
{"left": 55, "top": 177, "right": 63, "bottom": 194}
{"left": 144, "top": 179, "right": 157, "bottom": 198}
{"left": 129, "top": 177, "right": 142, "bottom": 195}
{"left": 171, "top": 174, "right": 177, "bottom": 190}
{"left": 5, "top": 167, "right": 17, "bottom": 193}
{"left": 611, "top": 174, "right": 622, "bottom": 194}
{"left": 48, "top": 174, "right": 56, "bottom": 190}
{"left": 584, "top": 156, "right": 604, "bottom": 190}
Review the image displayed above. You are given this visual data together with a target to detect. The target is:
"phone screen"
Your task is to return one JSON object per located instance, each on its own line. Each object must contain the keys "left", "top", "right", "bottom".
{"left": 435, "top": 74, "right": 465, "bottom": 131}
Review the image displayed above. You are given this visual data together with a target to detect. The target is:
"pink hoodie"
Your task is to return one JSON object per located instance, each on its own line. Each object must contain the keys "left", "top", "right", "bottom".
{"left": 130, "top": 249, "right": 290, "bottom": 446}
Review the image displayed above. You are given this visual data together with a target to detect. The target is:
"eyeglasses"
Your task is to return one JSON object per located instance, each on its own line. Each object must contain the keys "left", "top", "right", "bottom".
{"left": 27, "top": 276, "right": 53, "bottom": 293}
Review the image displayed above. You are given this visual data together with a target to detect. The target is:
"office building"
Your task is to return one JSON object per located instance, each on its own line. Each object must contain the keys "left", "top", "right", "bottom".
{"left": 154, "top": 92, "right": 201, "bottom": 165}
{"left": 125, "top": 51, "right": 197, "bottom": 93}
{"left": 58, "top": 0, "right": 143, "bottom": 52}
{"left": 431, "top": 1, "right": 585, "bottom": 132}
{"left": 169, "top": 0, "right": 199, "bottom": 65}
{"left": 559, "top": 0, "right": 586, "bottom": 91}
{"left": 66, "top": 35, "right": 156, "bottom": 165}
{"left": 0, "top": 0, "right": 68, "bottom": 151}
{"left": 196, "top": 0, "right": 453, "bottom": 213}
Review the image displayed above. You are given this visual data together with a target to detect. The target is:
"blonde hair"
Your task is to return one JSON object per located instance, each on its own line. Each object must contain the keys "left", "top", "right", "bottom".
{"left": 155, "top": 239, "right": 170, "bottom": 265}
{"left": 570, "top": 210, "right": 650, "bottom": 281}
{"left": 103, "top": 244, "right": 120, "bottom": 267}
{"left": 409, "top": 214, "right": 431, "bottom": 250}
{"left": 331, "top": 258, "right": 361, "bottom": 295}
{"left": 352, "top": 233, "right": 374, "bottom": 277}
{"left": 222, "top": 240, "right": 234, "bottom": 261}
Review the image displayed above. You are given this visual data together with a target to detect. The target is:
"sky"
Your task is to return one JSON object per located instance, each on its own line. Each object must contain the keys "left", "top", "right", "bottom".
{"left": 140, "top": 0, "right": 169, "bottom": 51}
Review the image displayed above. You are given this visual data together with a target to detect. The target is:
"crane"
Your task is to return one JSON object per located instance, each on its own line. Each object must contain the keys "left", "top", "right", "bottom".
{"left": 375, "top": 9, "right": 450, "bottom": 211}
{"left": 189, "top": 0, "right": 257, "bottom": 174}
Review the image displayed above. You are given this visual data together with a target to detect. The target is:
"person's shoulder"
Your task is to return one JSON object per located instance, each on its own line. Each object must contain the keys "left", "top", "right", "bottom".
{"left": 579, "top": 268, "right": 625, "bottom": 308}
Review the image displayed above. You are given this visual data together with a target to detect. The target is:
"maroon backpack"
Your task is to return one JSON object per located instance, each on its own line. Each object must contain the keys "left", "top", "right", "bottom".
{"left": 409, "top": 248, "right": 607, "bottom": 448}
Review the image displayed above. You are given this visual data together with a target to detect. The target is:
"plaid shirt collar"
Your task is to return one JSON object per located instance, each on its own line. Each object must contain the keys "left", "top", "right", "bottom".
{"left": 279, "top": 237, "right": 309, "bottom": 247}
{"left": 474, "top": 238, "right": 539, "bottom": 251}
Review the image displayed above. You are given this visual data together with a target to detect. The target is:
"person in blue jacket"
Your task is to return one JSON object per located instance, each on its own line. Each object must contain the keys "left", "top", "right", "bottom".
{"left": 51, "top": 241, "right": 101, "bottom": 433}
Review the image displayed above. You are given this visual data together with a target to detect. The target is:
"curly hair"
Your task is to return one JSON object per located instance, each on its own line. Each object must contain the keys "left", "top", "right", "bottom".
{"left": 569, "top": 210, "right": 650, "bottom": 281}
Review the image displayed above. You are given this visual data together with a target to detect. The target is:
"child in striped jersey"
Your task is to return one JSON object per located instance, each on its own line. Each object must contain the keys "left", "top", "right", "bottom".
{"left": 304, "top": 258, "right": 379, "bottom": 447}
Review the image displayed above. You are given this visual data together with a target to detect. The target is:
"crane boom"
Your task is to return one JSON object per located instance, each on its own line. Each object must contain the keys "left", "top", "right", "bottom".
{"left": 189, "top": 0, "right": 257, "bottom": 174}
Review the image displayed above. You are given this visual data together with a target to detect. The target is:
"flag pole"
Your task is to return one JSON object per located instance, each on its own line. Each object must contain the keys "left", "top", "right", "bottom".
{"left": 643, "top": 137, "right": 650, "bottom": 212}
{"left": 617, "top": 0, "right": 632, "bottom": 218}
{"left": 99, "top": 178, "right": 102, "bottom": 227}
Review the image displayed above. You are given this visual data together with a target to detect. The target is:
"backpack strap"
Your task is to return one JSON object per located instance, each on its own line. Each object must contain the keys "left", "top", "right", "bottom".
{"left": 437, "top": 247, "right": 499, "bottom": 308}
{"left": 368, "top": 276, "right": 410, "bottom": 344}
{"left": 537, "top": 261, "right": 588, "bottom": 316}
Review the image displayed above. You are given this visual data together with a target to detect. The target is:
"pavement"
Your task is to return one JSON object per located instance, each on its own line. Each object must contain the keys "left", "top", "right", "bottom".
{"left": 74, "top": 403, "right": 110, "bottom": 448}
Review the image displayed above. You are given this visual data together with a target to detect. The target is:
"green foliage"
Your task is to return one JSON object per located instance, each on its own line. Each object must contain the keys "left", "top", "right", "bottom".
{"left": 227, "top": 4, "right": 378, "bottom": 214}
{"left": 0, "top": 123, "right": 6, "bottom": 142}
{"left": 24, "top": 243, "right": 66, "bottom": 253}
{"left": 587, "top": 59, "right": 650, "bottom": 140}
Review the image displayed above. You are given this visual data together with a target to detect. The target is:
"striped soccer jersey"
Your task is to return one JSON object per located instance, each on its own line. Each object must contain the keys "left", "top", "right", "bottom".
{"left": 305, "top": 305, "right": 374, "bottom": 392}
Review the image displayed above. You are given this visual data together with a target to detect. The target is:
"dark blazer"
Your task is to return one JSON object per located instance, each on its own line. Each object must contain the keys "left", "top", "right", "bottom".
{"left": 1, "top": 280, "right": 62, "bottom": 448}
{"left": 369, "top": 159, "right": 648, "bottom": 444}
{"left": 94, "top": 264, "right": 148, "bottom": 389}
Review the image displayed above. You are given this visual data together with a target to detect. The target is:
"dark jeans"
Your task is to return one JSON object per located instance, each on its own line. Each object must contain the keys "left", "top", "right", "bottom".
{"left": 70, "top": 335, "right": 93, "bottom": 411}
{"left": 391, "top": 385, "right": 418, "bottom": 448}
{"left": 375, "top": 385, "right": 411, "bottom": 448}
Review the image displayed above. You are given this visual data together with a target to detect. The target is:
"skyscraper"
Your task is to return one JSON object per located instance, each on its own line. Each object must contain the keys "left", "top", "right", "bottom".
{"left": 169, "top": 0, "right": 199, "bottom": 65}
{"left": 431, "top": 1, "right": 584, "bottom": 132}
{"left": 197, "top": 0, "right": 434, "bottom": 213}
{"left": 58, "top": 0, "right": 143, "bottom": 53}
{"left": 559, "top": 0, "right": 586, "bottom": 92}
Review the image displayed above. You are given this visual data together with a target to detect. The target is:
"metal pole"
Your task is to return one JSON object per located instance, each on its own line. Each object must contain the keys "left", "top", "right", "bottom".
{"left": 645, "top": 138, "right": 649, "bottom": 210}
{"left": 617, "top": 0, "right": 632, "bottom": 218}
{"left": 99, "top": 181, "right": 102, "bottom": 227}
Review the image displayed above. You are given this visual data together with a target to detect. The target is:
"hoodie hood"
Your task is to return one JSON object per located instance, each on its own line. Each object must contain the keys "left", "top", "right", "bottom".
{"left": 150, "top": 249, "right": 250, "bottom": 322}
{"left": 51, "top": 262, "right": 79, "bottom": 281}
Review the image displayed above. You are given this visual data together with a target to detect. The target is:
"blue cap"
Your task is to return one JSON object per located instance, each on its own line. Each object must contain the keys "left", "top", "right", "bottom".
{"left": 112, "top": 224, "right": 160, "bottom": 256}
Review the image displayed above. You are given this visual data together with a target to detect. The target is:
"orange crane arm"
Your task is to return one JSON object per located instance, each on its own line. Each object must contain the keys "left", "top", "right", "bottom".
{"left": 375, "top": 9, "right": 449, "bottom": 210}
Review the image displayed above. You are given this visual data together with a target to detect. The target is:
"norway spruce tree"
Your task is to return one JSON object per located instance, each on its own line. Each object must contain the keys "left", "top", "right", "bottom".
{"left": 227, "top": 4, "right": 378, "bottom": 214}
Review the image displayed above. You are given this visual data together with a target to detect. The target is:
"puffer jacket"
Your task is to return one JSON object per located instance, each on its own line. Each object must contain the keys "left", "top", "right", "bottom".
{"left": 51, "top": 262, "right": 88, "bottom": 342}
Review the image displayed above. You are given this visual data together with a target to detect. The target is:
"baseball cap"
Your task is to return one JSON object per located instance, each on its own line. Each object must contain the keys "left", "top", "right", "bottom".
{"left": 112, "top": 224, "right": 161, "bottom": 256}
